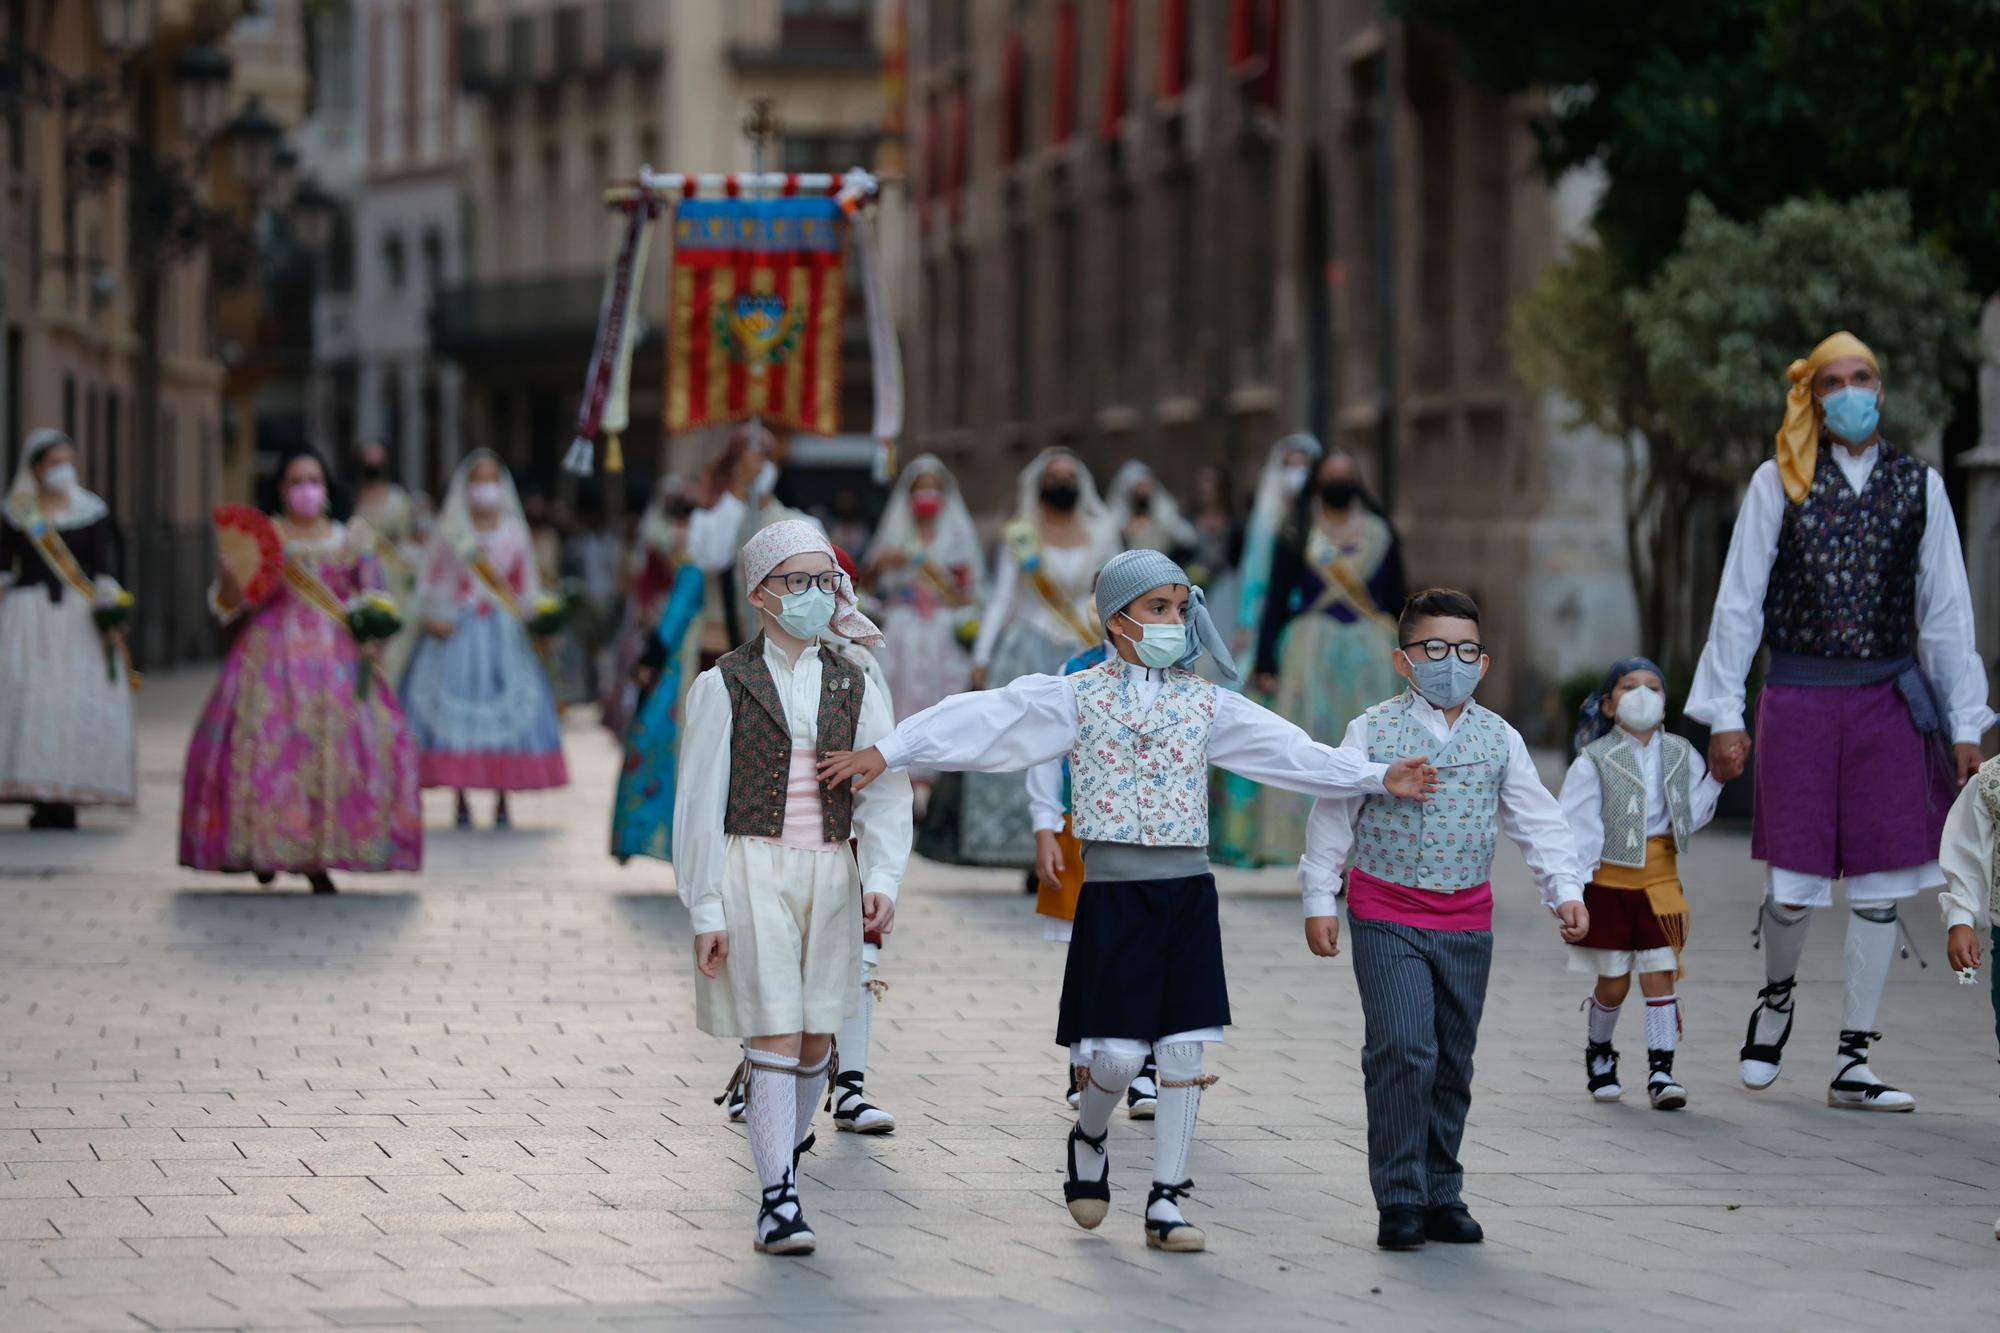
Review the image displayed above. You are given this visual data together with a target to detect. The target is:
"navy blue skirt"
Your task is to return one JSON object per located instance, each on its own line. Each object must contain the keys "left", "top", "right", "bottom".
{"left": 1054, "top": 873, "right": 1231, "bottom": 1047}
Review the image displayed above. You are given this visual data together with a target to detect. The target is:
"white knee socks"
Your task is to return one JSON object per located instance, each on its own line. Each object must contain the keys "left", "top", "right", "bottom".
{"left": 837, "top": 954, "right": 877, "bottom": 1079}
{"left": 794, "top": 1048, "right": 831, "bottom": 1152}
{"left": 1150, "top": 1042, "right": 1208, "bottom": 1226}
{"left": 1072, "top": 1049, "right": 1145, "bottom": 1186}
{"left": 1644, "top": 995, "right": 1680, "bottom": 1053}
{"left": 1753, "top": 901, "right": 1811, "bottom": 1047}
{"left": 1586, "top": 996, "right": 1621, "bottom": 1044}
{"left": 1842, "top": 903, "right": 1898, "bottom": 1033}
{"left": 744, "top": 1049, "right": 800, "bottom": 1197}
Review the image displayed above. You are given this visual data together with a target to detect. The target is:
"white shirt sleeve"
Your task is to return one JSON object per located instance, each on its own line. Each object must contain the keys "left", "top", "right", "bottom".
{"left": 1687, "top": 747, "right": 1724, "bottom": 835}
{"left": 1558, "top": 754, "right": 1605, "bottom": 884}
{"left": 1497, "top": 725, "right": 1586, "bottom": 910}
{"left": 970, "top": 544, "right": 1017, "bottom": 669}
{"left": 1685, "top": 462, "right": 1784, "bottom": 734}
{"left": 685, "top": 494, "right": 748, "bottom": 574}
{"left": 874, "top": 672, "right": 1078, "bottom": 774}
{"left": 671, "top": 669, "right": 733, "bottom": 936}
{"left": 1937, "top": 777, "right": 1990, "bottom": 932}
{"left": 1026, "top": 759, "right": 1066, "bottom": 834}
{"left": 1297, "top": 718, "right": 1373, "bottom": 920}
{"left": 851, "top": 668, "right": 915, "bottom": 903}
{"left": 1210, "top": 691, "right": 1390, "bottom": 799}
{"left": 1914, "top": 470, "right": 1993, "bottom": 744}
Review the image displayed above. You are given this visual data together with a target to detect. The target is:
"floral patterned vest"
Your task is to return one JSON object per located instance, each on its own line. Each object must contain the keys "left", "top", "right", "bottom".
{"left": 1584, "top": 731, "right": 1696, "bottom": 869}
{"left": 1069, "top": 660, "right": 1218, "bottom": 847}
{"left": 1977, "top": 758, "right": 2000, "bottom": 919}
{"left": 1763, "top": 445, "right": 1926, "bottom": 660}
{"left": 718, "top": 637, "right": 863, "bottom": 842}
{"left": 1352, "top": 693, "right": 1510, "bottom": 890}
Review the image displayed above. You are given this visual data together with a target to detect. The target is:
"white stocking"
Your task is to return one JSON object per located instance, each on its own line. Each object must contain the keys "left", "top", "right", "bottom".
{"left": 1150, "top": 1042, "right": 1209, "bottom": 1225}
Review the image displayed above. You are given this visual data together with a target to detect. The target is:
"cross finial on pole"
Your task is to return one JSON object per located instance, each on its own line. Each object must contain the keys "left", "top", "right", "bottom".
{"left": 741, "top": 96, "right": 784, "bottom": 174}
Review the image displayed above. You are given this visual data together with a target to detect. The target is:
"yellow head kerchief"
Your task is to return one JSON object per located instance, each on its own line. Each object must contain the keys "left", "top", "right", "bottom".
{"left": 1777, "top": 331, "right": 1880, "bottom": 504}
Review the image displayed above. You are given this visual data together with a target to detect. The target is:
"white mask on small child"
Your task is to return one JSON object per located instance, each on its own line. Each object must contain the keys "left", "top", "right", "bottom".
{"left": 1615, "top": 686, "right": 1665, "bottom": 732}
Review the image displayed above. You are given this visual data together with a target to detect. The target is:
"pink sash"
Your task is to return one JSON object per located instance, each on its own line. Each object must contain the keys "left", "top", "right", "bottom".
{"left": 1347, "top": 866, "right": 1493, "bottom": 932}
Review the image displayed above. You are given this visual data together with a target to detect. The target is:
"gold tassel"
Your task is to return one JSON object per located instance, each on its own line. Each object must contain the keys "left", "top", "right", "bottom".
{"left": 604, "top": 432, "right": 625, "bottom": 474}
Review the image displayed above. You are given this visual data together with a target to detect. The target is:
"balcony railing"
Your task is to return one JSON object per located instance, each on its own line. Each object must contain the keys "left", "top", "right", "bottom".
{"left": 431, "top": 272, "right": 645, "bottom": 358}
{"left": 461, "top": 1, "right": 662, "bottom": 96}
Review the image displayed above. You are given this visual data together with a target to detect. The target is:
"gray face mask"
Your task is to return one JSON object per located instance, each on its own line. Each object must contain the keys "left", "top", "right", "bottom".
{"left": 1404, "top": 653, "right": 1483, "bottom": 710}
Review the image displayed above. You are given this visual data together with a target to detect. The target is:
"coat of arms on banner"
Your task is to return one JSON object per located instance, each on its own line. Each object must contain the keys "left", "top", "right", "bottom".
{"left": 666, "top": 196, "right": 847, "bottom": 436}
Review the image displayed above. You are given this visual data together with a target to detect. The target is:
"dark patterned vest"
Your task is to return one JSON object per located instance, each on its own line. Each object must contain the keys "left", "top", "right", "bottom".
{"left": 1762, "top": 445, "right": 1926, "bottom": 660}
{"left": 719, "top": 636, "right": 864, "bottom": 842}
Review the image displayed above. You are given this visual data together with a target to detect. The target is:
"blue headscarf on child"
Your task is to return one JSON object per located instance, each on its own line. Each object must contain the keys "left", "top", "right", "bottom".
{"left": 1095, "top": 548, "right": 1240, "bottom": 682}
{"left": 1572, "top": 655, "right": 1666, "bottom": 756}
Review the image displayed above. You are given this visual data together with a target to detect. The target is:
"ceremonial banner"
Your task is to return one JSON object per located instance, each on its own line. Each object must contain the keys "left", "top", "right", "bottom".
{"left": 666, "top": 195, "right": 847, "bottom": 437}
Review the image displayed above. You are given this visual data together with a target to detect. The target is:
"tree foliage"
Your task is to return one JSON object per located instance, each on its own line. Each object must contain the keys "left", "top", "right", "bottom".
{"left": 1631, "top": 193, "right": 1980, "bottom": 485}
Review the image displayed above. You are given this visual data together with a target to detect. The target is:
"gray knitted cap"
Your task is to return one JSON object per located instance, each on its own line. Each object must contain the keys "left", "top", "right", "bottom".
{"left": 1094, "top": 548, "right": 1239, "bottom": 681}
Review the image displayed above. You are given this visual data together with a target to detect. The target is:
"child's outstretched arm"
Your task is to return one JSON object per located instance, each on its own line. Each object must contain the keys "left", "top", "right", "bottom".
{"left": 820, "top": 672, "right": 1078, "bottom": 791}
{"left": 1494, "top": 724, "right": 1589, "bottom": 941}
{"left": 1937, "top": 777, "right": 1989, "bottom": 972}
{"left": 1208, "top": 692, "right": 1436, "bottom": 801}
{"left": 849, "top": 670, "right": 915, "bottom": 938}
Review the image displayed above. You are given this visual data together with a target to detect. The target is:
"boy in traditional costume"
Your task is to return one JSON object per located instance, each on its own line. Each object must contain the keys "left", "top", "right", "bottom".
{"left": 671, "top": 520, "right": 913, "bottom": 1255}
{"left": 822, "top": 549, "right": 1436, "bottom": 1253}
{"left": 1559, "top": 658, "right": 1723, "bottom": 1109}
{"left": 1299, "top": 589, "right": 1589, "bottom": 1251}
{"left": 1688, "top": 331, "right": 1989, "bottom": 1111}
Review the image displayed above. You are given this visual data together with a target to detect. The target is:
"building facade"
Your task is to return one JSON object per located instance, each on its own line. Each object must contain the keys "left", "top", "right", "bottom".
{"left": 902, "top": 0, "right": 1635, "bottom": 728}
{"left": 441, "top": 0, "right": 896, "bottom": 503}
{"left": 298, "top": 0, "right": 467, "bottom": 499}
{"left": 1, "top": 0, "right": 249, "bottom": 666}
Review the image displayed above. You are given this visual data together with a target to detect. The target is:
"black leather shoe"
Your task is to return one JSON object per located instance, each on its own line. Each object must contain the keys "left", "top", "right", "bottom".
{"left": 1376, "top": 1206, "right": 1426, "bottom": 1250}
{"left": 1423, "top": 1204, "right": 1484, "bottom": 1244}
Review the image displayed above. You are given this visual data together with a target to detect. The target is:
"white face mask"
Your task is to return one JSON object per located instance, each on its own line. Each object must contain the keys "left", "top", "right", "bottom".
{"left": 1280, "top": 464, "right": 1310, "bottom": 497}
{"left": 39, "top": 462, "right": 77, "bottom": 494}
{"left": 1615, "top": 685, "right": 1666, "bottom": 732}
{"left": 467, "top": 480, "right": 505, "bottom": 513}
{"left": 751, "top": 460, "right": 780, "bottom": 500}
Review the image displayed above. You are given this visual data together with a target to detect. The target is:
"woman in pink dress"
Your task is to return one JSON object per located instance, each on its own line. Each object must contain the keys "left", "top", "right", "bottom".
{"left": 179, "top": 448, "right": 424, "bottom": 894}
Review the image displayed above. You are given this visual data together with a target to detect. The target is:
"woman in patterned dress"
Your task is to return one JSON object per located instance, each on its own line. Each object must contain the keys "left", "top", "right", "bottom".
{"left": 179, "top": 447, "right": 423, "bottom": 893}
{"left": 1252, "top": 447, "right": 1407, "bottom": 864}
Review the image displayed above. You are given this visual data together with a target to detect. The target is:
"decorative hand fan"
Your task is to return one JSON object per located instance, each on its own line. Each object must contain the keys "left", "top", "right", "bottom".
{"left": 213, "top": 504, "right": 284, "bottom": 608}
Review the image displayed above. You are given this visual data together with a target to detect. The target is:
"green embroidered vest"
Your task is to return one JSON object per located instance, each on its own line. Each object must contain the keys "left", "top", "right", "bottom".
{"left": 1583, "top": 731, "right": 1696, "bottom": 869}
{"left": 1976, "top": 758, "right": 2000, "bottom": 919}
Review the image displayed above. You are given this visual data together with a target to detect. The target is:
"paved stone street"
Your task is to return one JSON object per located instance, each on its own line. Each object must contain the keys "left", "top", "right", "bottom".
{"left": 0, "top": 670, "right": 1996, "bottom": 1332}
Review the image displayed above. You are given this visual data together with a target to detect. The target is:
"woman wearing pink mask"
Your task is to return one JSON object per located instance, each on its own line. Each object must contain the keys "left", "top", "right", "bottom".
{"left": 399, "top": 450, "right": 568, "bottom": 828}
{"left": 179, "top": 447, "right": 423, "bottom": 893}
{"left": 859, "top": 456, "right": 984, "bottom": 797}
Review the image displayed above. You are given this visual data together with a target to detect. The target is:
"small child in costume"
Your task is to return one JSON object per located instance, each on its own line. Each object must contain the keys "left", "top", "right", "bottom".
{"left": 1938, "top": 755, "right": 2000, "bottom": 1056}
{"left": 1558, "top": 658, "right": 1723, "bottom": 1110}
{"left": 671, "top": 521, "right": 913, "bottom": 1256}
{"left": 1299, "top": 589, "right": 1589, "bottom": 1252}
{"left": 1025, "top": 634, "right": 1162, "bottom": 1115}
{"left": 823, "top": 550, "right": 1436, "bottom": 1254}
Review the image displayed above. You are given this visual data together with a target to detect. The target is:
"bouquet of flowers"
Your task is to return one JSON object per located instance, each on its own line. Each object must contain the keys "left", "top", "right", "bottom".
{"left": 526, "top": 589, "right": 572, "bottom": 639}
{"left": 344, "top": 590, "right": 403, "bottom": 697}
{"left": 92, "top": 583, "right": 135, "bottom": 682}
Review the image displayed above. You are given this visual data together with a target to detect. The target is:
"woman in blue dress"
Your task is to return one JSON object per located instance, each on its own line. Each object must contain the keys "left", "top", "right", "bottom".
{"left": 610, "top": 556, "right": 705, "bottom": 863}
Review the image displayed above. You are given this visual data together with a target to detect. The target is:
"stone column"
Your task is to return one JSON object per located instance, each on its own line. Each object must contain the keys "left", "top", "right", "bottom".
{"left": 1957, "top": 293, "right": 2000, "bottom": 733}
{"left": 400, "top": 359, "right": 427, "bottom": 494}
{"left": 357, "top": 358, "right": 386, "bottom": 446}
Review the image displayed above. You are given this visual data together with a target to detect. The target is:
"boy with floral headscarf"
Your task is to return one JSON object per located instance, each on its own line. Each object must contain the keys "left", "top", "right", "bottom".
{"left": 671, "top": 520, "right": 913, "bottom": 1256}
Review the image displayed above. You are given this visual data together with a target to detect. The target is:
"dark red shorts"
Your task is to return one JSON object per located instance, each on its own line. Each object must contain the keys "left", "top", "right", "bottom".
{"left": 1579, "top": 883, "right": 1672, "bottom": 953}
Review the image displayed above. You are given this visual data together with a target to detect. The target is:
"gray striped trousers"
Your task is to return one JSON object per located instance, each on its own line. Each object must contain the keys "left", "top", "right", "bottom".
{"left": 1349, "top": 917, "right": 1493, "bottom": 1209}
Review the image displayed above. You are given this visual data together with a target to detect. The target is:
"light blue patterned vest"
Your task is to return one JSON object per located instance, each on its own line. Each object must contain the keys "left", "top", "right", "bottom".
{"left": 1069, "top": 661, "right": 1218, "bottom": 847}
{"left": 1352, "top": 692, "right": 1510, "bottom": 891}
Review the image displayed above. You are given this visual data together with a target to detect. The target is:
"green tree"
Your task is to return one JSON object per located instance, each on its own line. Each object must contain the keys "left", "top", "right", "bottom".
{"left": 1517, "top": 193, "right": 1980, "bottom": 673}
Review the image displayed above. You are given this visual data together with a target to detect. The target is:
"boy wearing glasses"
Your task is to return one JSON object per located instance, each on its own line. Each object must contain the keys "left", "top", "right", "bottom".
{"left": 1299, "top": 589, "right": 1589, "bottom": 1251}
{"left": 820, "top": 549, "right": 1437, "bottom": 1254}
{"left": 671, "top": 521, "right": 913, "bottom": 1256}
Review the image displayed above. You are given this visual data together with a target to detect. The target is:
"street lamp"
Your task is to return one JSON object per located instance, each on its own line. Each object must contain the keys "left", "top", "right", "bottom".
{"left": 173, "top": 41, "right": 232, "bottom": 140}
{"left": 220, "top": 95, "right": 283, "bottom": 194}
{"left": 291, "top": 179, "right": 339, "bottom": 254}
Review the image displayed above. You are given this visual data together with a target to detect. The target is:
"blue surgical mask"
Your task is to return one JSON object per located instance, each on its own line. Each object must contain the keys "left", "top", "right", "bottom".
{"left": 1119, "top": 619, "right": 1187, "bottom": 670}
{"left": 1819, "top": 386, "right": 1880, "bottom": 446}
{"left": 1404, "top": 652, "right": 1483, "bottom": 710}
{"left": 768, "top": 586, "right": 835, "bottom": 640}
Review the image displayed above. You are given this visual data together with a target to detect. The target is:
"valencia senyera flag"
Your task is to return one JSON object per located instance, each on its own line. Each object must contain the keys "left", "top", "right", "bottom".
{"left": 665, "top": 195, "right": 847, "bottom": 437}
